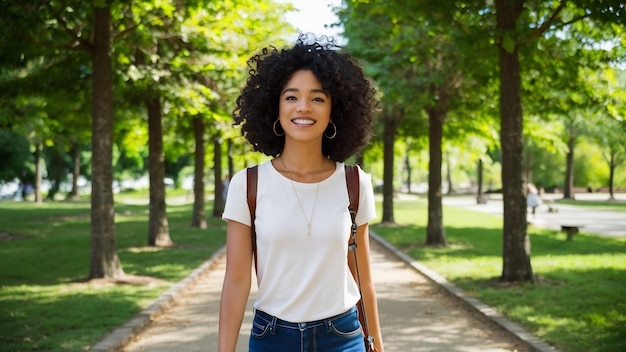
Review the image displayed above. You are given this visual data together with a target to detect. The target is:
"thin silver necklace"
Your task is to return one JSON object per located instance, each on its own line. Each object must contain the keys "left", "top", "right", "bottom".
{"left": 279, "top": 158, "right": 320, "bottom": 236}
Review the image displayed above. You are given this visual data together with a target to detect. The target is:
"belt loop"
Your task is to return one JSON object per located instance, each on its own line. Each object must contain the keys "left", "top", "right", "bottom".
{"left": 325, "top": 317, "right": 332, "bottom": 332}
{"left": 270, "top": 316, "right": 277, "bottom": 335}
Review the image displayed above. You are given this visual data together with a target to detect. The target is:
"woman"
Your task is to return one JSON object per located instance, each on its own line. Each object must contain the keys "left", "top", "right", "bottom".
{"left": 219, "top": 33, "right": 384, "bottom": 352}
{"left": 527, "top": 183, "right": 542, "bottom": 215}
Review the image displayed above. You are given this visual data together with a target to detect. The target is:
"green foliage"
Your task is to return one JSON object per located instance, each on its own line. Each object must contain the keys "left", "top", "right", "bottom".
{"left": 575, "top": 140, "right": 613, "bottom": 189}
{"left": 0, "top": 0, "right": 294, "bottom": 197}
{"left": 109, "top": 0, "right": 293, "bottom": 178}
{"left": 0, "top": 130, "right": 32, "bottom": 183}
{"left": 525, "top": 137, "right": 566, "bottom": 189}
{"left": 340, "top": 0, "right": 498, "bottom": 145}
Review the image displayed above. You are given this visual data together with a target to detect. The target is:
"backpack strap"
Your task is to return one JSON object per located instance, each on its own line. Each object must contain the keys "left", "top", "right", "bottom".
{"left": 345, "top": 164, "right": 360, "bottom": 245}
{"left": 345, "top": 164, "right": 376, "bottom": 351}
{"left": 246, "top": 166, "right": 258, "bottom": 273}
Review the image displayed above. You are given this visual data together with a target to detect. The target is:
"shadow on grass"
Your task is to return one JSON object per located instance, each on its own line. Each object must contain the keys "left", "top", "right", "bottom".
{"left": 462, "top": 266, "right": 626, "bottom": 352}
{"left": 0, "top": 283, "right": 164, "bottom": 351}
{"left": 0, "top": 200, "right": 91, "bottom": 224}
{"left": 373, "top": 224, "right": 626, "bottom": 260}
{"left": 0, "top": 202, "right": 226, "bottom": 286}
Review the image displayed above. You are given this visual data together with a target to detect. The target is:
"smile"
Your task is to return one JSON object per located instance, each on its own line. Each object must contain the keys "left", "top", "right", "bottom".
{"left": 292, "top": 118, "right": 315, "bottom": 125}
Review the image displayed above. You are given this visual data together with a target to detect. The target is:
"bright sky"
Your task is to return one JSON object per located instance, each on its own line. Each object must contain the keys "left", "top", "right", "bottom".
{"left": 277, "top": 0, "right": 345, "bottom": 44}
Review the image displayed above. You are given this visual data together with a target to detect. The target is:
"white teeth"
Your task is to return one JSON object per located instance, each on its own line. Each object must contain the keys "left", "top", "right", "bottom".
{"left": 292, "top": 119, "right": 314, "bottom": 125}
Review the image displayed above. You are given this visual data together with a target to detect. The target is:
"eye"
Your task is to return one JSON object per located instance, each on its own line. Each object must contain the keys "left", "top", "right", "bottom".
{"left": 285, "top": 95, "right": 297, "bottom": 101}
{"left": 313, "top": 97, "right": 326, "bottom": 103}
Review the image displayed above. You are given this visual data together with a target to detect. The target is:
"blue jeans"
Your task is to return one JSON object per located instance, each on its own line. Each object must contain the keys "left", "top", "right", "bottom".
{"left": 249, "top": 306, "right": 366, "bottom": 352}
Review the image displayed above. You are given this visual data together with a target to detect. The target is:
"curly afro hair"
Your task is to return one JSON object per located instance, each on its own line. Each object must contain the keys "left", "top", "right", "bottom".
{"left": 233, "top": 33, "right": 378, "bottom": 162}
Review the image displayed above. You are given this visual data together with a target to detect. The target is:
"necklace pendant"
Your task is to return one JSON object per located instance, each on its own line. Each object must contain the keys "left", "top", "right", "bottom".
{"left": 281, "top": 158, "right": 320, "bottom": 237}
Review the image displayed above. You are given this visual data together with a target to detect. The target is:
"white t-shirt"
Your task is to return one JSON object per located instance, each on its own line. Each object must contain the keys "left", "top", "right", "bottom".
{"left": 222, "top": 161, "right": 376, "bottom": 322}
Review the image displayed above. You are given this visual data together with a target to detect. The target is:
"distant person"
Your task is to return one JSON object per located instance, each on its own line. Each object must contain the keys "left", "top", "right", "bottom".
{"left": 527, "top": 183, "right": 542, "bottom": 215}
{"left": 222, "top": 175, "right": 230, "bottom": 201}
{"left": 219, "top": 33, "right": 384, "bottom": 351}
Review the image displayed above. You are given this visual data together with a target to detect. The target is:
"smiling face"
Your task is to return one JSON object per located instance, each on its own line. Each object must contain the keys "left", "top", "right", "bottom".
{"left": 278, "top": 69, "right": 332, "bottom": 144}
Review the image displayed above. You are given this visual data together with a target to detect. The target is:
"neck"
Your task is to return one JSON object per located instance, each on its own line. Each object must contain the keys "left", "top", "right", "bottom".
{"left": 281, "top": 138, "right": 327, "bottom": 167}
{"left": 275, "top": 149, "right": 334, "bottom": 183}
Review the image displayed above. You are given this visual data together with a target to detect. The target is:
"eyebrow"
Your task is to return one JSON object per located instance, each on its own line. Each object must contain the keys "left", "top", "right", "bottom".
{"left": 281, "top": 87, "right": 329, "bottom": 97}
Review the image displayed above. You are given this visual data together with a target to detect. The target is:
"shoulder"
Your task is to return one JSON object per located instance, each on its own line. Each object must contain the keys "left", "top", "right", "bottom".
{"left": 230, "top": 167, "right": 248, "bottom": 185}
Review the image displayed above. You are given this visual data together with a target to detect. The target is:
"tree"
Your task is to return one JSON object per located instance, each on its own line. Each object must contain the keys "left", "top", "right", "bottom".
{"left": 191, "top": 116, "right": 206, "bottom": 228}
{"left": 114, "top": 1, "right": 190, "bottom": 247}
{"left": 0, "top": 0, "right": 297, "bottom": 277}
{"left": 170, "top": 0, "right": 290, "bottom": 221}
{"left": 146, "top": 95, "right": 172, "bottom": 246}
{"left": 593, "top": 69, "right": 626, "bottom": 200}
{"left": 90, "top": 1, "right": 124, "bottom": 278}
{"left": 0, "top": 48, "right": 91, "bottom": 203}
{"left": 338, "top": 0, "right": 624, "bottom": 281}
{"left": 494, "top": 0, "right": 624, "bottom": 282}
{"left": 339, "top": 0, "right": 495, "bottom": 247}
{"left": 0, "top": 0, "right": 124, "bottom": 278}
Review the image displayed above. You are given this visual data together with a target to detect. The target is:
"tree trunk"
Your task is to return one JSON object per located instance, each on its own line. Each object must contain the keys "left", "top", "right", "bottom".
{"left": 563, "top": 133, "right": 575, "bottom": 199}
{"left": 69, "top": 142, "right": 80, "bottom": 200}
{"left": 34, "top": 143, "right": 42, "bottom": 203}
{"left": 212, "top": 137, "right": 224, "bottom": 217}
{"left": 381, "top": 108, "right": 401, "bottom": 224}
{"left": 446, "top": 152, "right": 454, "bottom": 195}
{"left": 89, "top": 3, "right": 123, "bottom": 279}
{"left": 477, "top": 158, "right": 485, "bottom": 204}
{"left": 147, "top": 96, "right": 172, "bottom": 247}
{"left": 524, "top": 143, "right": 533, "bottom": 185}
{"left": 426, "top": 109, "right": 447, "bottom": 246}
{"left": 496, "top": 0, "right": 533, "bottom": 283}
{"left": 608, "top": 148, "right": 616, "bottom": 201}
{"left": 46, "top": 147, "right": 63, "bottom": 201}
{"left": 227, "top": 138, "right": 234, "bottom": 180}
{"left": 191, "top": 116, "right": 206, "bottom": 229}
{"left": 404, "top": 153, "right": 411, "bottom": 194}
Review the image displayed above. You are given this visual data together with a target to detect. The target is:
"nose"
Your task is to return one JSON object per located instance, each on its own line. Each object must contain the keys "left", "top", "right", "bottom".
{"left": 296, "top": 99, "right": 311, "bottom": 112}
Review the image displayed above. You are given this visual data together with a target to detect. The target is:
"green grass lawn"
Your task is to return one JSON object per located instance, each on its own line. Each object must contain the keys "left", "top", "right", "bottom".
{"left": 372, "top": 196, "right": 626, "bottom": 352}
{"left": 0, "top": 196, "right": 226, "bottom": 351}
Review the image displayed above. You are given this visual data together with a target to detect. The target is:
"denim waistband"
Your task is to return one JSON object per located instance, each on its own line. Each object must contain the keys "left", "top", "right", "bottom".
{"left": 254, "top": 306, "right": 357, "bottom": 330}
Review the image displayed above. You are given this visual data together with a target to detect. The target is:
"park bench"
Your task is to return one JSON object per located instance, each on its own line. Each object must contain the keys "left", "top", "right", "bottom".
{"left": 542, "top": 198, "right": 558, "bottom": 213}
{"left": 561, "top": 225, "right": 583, "bottom": 241}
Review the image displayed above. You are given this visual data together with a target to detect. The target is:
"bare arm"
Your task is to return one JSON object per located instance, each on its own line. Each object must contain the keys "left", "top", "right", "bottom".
{"left": 348, "top": 223, "right": 384, "bottom": 352}
{"left": 218, "top": 220, "right": 253, "bottom": 352}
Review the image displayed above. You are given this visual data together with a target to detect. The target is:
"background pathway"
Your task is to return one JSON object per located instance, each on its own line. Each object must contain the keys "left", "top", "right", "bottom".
{"left": 442, "top": 193, "right": 626, "bottom": 238}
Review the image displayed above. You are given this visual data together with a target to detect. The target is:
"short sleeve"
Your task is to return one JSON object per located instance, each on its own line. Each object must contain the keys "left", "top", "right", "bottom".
{"left": 222, "top": 168, "right": 252, "bottom": 226}
{"left": 355, "top": 166, "right": 376, "bottom": 226}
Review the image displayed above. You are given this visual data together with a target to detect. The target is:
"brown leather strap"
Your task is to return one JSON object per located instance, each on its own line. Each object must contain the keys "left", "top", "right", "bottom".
{"left": 246, "top": 166, "right": 258, "bottom": 273}
{"left": 345, "top": 164, "right": 359, "bottom": 221}
{"left": 345, "top": 165, "right": 375, "bottom": 350}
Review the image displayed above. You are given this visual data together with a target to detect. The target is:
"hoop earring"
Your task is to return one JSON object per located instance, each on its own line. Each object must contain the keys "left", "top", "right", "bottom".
{"left": 273, "top": 119, "right": 285, "bottom": 136}
{"left": 324, "top": 122, "right": 337, "bottom": 139}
